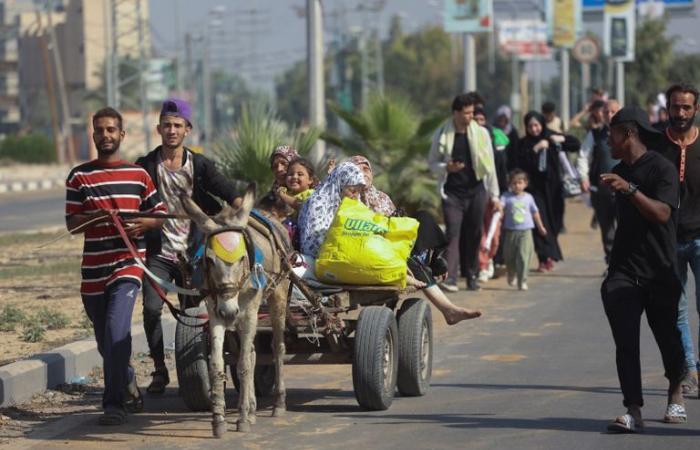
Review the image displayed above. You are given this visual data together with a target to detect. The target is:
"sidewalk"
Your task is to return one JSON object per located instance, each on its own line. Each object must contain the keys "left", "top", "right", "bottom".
{"left": 0, "top": 164, "right": 71, "bottom": 194}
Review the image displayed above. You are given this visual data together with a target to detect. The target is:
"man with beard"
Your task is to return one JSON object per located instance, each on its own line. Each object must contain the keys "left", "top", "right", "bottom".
{"left": 136, "top": 99, "right": 240, "bottom": 394}
{"left": 656, "top": 83, "right": 700, "bottom": 396}
{"left": 577, "top": 99, "right": 621, "bottom": 268}
{"left": 65, "top": 107, "right": 166, "bottom": 425}
{"left": 600, "top": 106, "right": 686, "bottom": 432}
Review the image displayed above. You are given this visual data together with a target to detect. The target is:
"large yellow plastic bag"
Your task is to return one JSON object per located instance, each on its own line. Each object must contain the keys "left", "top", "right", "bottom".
{"left": 315, "top": 198, "right": 418, "bottom": 287}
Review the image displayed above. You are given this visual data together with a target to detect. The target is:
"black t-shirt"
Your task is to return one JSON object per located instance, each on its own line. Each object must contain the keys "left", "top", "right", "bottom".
{"left": 444, "top": 132, "right": 483, "bottom": 198}
{"left": 609, "top": 151, "right": 679, "bottom": 281}
{"left": 654, "top": 133, "right": 700, "bottom": 242}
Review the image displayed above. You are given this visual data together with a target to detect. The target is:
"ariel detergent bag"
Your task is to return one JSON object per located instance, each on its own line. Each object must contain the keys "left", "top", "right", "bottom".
{"left": 315, "top": 198, "right": 418, "bottom": 287}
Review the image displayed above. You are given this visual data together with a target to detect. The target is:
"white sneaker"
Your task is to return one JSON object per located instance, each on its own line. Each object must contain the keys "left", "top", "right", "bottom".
{"left": 439, "top": 281, "right": 459, "bottom": 292}
{"left": 477, "top": 271, "right": 490, "bottom": 283}
{"left": 519, "top": 282, "right": 528, "bottom": 291}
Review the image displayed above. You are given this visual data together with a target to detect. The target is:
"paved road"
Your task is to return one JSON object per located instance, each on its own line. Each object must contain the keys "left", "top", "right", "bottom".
{"left": 11, "top": 201, "right": 700, "bottom": 449}
{"left": 0, "top": 189, "right": 64, "bottom": 232}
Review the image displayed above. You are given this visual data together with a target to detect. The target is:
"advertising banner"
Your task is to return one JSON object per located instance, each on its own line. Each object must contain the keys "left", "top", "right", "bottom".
{"left": 444, "top": 0, "right": 493, "bottom": 33}
{"left": 552, "top": 0, "right": 581, "bottom": 48}
{"left": 583, "top": 0, "right": 692, "bottom": 10}
{"left": 498, "top": 20, "right": 552, "bottom": 60}
{"left": 603, "top": 0, "right": 635, "bottom": 61}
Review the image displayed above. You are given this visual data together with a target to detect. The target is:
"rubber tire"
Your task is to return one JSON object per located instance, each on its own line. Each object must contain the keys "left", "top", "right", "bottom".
{"left": 396, "top": 298, "right": 433, "bottom": 396}
{"left": 352, "top": 306, "right": 398, "bottom": 411}
{"left": 174, "top": 305, "right": 212, "bottom": 411}
{"left": 230, "top": 364, "right": 276, "bottom": 398}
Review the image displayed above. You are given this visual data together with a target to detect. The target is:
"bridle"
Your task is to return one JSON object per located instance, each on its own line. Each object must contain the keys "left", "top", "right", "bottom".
{"left": 201, "top": 224, "right": 258, "bottom": 303}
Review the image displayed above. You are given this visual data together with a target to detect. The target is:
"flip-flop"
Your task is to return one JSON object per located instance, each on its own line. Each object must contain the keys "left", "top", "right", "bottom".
{"left": 98, "top": 407, "right": 127, "bottom": 426}
{"left": 124, "top": 376, "right": 144, "bottom": 413}
{"left": 663, "top": 403, "right": 687, "bottom": 423}
{"left": 607, "top": 414, "right": 643, "bottom": 433}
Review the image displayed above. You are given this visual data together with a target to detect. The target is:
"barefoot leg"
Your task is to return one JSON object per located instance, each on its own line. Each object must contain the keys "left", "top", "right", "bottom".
{"left": 422, "top": 285, "right": 481, "bottom": 325}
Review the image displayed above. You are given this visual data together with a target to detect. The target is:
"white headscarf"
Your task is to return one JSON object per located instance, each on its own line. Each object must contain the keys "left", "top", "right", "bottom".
{"left": 298, "top": 162, "right": 366, "bottom": 258}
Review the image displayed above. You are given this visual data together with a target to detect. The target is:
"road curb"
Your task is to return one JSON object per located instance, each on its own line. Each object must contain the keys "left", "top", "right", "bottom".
{"left": 0, "top": 317, "right": 177, "bottom": 407}
{"left": 0, "top": 178, "right": 64, "bottom": 194}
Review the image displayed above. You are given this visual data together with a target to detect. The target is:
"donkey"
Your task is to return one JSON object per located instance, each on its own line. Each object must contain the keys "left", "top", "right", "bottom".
{"left": 179, "top": 184, "right": 289, "bottom": 436}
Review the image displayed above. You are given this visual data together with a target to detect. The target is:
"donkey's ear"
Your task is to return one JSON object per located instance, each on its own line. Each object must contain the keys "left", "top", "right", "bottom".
{"left": 180, "top": 195, "right": 218, "bottom": 234}
{"left": 232, "top": 183, "right": 256, "bottom": 225}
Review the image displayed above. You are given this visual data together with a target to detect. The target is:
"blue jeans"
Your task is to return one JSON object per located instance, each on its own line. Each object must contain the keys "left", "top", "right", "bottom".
{"left": 82, "top": 280, "right": 139, "bottom": 409}
{"left": 677, "top": 239, "right": 700, "bottom": 373}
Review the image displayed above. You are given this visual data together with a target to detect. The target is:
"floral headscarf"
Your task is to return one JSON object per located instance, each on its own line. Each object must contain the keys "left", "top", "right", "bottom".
{"left": 298, "top": 162, "right": 366, "bottom": 258}
{"left": 269, "top": 145, "right": 300, "bottom": 168}
{"left": 349, "top": 155, "right": 397, "bottom": 216}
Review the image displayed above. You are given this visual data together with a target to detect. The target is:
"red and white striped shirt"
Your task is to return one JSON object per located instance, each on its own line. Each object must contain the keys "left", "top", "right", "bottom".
{"left": 65, "top": 160, "right": 167, "bottom": 297}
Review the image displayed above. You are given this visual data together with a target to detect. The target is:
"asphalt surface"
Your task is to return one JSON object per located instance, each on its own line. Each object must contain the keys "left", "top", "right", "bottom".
{"left": 9, "top": 201, "right": 700, "bottom": 449}
{"left": 0, "top": 189, "right": 64, "bottom": 232}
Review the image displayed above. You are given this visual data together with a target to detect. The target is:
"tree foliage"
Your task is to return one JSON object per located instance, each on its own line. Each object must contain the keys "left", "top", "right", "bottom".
{"left": 324, "top": 94, "right": 444, "bottom": 215}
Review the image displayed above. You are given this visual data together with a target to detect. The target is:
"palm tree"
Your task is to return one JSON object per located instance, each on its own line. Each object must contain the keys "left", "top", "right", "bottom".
{"left": 214, "top": 103, "right": 321, "bottom": 196}
{"left": 324, "top": 94, "right": 445, "bottom": 215}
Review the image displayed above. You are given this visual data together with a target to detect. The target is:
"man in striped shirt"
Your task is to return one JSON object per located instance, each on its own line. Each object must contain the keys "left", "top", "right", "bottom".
{"left": 66, "top": 107, "right": 166, "bottom": 425}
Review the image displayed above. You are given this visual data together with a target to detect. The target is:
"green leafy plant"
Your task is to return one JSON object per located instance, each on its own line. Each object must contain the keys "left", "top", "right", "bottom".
{"left": 0, "top": 305, "right": 27, "bottom": 332}
{"left": 36, "top": 307, "right": 70, "bottom": 330}
{"left": 0, "top": 133, "right": 56, "bottom": 164}
{"left": 214, "top": 102, "right": 322, "bottom": 195}
{"left": 21, "top": 322, "right": 46, "bottom": 343}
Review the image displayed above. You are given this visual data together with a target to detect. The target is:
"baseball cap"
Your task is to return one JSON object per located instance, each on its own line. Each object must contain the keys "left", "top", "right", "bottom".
{"left": 160, "top": 98, "right": 192, "bottom": 126}
{"left": 609, "top": 105, "right": 660, "bottom": 135}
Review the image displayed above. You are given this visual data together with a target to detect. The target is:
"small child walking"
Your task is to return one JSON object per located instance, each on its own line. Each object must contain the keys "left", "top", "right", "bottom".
{"left": 500, "top": 169, "right": 547, "bottom": 290}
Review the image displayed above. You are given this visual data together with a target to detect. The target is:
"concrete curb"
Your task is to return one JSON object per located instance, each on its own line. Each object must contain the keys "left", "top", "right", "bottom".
{"left": 0, "top": 178, "right": 64, "bottom": 194}
{"left": 0, "top": 317, "right": 177, "bottom": 407}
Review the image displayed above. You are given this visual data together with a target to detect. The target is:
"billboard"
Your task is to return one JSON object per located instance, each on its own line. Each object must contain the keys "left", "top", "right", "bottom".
{"left": 552, "top": 0, "right": 582, "bottom": 47}
{"left": 604, "top": 0, "right": 635, "bottom": 61}
{"left": 498, "top": 20, "right": 552, "bottom": 60}
{"left": 583, "top": 0, "right": 693, "bottom": 10}
{"left": 444, "top": 0, "right": 493, "bottom": 33}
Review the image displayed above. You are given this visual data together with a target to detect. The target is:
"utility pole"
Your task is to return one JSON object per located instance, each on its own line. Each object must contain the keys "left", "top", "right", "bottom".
{"left": 616, "top": 61, "right": 625, "bottom": 106}
{"left": 136, "top": 0, "right": 150, "bottom": 151}
{"left": 104, "top": 0, "right": 115, "bottom": 106}
{"left": 34, "top": 9, "right": 62, "bottom": 164}
{"left": 560, "top": 48, "right": 570, "bottom": 131}
{"left": 174, "top": 0, "right": 184, "bottom": 94}
{"left": 46, "top": 0, "right": 76, "bottom": 163}
{"left": 462, "top": 33, "right": 476, "bottom": 92}
{"left": 307, "top": 0, "right": 325, "bottom": 164}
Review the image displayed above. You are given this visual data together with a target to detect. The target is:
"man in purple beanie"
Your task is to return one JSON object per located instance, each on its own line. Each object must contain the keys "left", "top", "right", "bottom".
{"left": 135, "top": 98, "right": 240, "bottom": 394}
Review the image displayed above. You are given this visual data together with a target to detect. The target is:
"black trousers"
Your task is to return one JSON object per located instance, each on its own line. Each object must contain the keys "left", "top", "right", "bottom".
{"left": 591, "top": 186, "right": 616, "bottom": 264}
{"left": 142, "top": 256, "right": 185, "bottom": 368}
{"left": 601, "top": 270, "right": 685, "bottom": 407}
{"left": 442, "top": 190, "right": 487, "bottom": 281}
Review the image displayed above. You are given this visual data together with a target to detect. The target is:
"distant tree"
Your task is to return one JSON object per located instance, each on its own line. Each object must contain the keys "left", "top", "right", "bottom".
{"left": 625, "top": 17, "right": 675, "bottom": 106}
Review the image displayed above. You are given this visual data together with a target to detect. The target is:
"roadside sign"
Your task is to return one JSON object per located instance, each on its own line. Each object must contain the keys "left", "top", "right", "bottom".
{"left": 572, "top": 36, "right": 600, "bottom": 63}
{"left": 444, "top": 0, "right": 493, "bottom": 33}
{"left": 498, "top": 20, "right": 552, "bottom": 60}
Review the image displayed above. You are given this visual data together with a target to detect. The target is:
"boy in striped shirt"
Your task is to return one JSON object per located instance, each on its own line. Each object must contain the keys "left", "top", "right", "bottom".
{"left": 66, "top": 107, "right": 166, "bottom": 425}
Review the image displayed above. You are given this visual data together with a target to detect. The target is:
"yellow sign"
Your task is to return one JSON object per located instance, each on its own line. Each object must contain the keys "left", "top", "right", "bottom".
{"left": 553, "top": 0, "right": 579, "bottom": 48}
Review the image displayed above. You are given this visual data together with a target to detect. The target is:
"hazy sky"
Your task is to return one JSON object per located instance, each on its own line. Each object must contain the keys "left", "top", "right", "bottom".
{"left": 148, "top": 0, "right": 699, "bottom": 94}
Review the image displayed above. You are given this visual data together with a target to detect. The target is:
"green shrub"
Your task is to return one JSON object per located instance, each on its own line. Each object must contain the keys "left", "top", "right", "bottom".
{"left": 36, "top": 307, "right": 70, "bottom": 330}
{"left": 0, "top": 133, "right": 56, "bottom": 164}
{"left": 21, "top": 322, "right": 46, "bottom": 342}
{"left": 0, "top": 305, "right": 27, "bottom": 332}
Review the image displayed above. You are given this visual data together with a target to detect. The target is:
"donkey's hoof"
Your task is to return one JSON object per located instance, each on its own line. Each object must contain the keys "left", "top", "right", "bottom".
{"left": 212, "top": 419, "right": 227, "bottom": 438}
{"left": 272, "top": 407, "right": 286, "bottom": 417}
{"left": 236, "top": 420, "right": 251, "bottom": 433}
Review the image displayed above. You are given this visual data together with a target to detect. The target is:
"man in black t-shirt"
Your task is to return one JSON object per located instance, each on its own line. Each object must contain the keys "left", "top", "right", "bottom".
{"left": 655, "top": 83, "right": 700, "bottom": 396}
{"left": 599, "top": 106, "right": 686, "bottom": 433}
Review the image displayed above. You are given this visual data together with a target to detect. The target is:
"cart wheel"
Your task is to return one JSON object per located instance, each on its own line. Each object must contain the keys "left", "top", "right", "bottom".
{"left": 397, "top": 298, "right": 433, "bottom": 396}
{"left": 230, "top": 364, "right": 276, "bottom": 398}
{"left": 352, "top": 306, "right": 398, "bottom": 410}
{"left": 174, "top": 305, "right": 212, "bottom": 411}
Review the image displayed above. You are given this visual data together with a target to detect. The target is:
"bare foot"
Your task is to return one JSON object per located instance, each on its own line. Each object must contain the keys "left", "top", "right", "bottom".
{"left": 444, "top": 307, "right": 482, "bottom": 325}
{"left": 406, "top": 274, "right": 427, "bottom": 289}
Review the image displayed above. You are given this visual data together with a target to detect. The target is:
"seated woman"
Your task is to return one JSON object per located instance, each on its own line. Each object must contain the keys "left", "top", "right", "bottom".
{"left": 299, "top": 159, "right": 481, "bottom": 325}
{"left": 257, "top": 145, "right": 300, "bottom": 219}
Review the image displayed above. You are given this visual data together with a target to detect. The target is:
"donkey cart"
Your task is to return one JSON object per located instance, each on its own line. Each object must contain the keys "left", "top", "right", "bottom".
{"left": 174, "top": 281, "right": 433, "bottom": 412}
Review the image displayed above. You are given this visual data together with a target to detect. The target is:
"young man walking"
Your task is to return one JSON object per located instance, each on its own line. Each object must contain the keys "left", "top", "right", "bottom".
{"left": 66, "top": 107, "right": 166, "bottom": 425}
{"left": 599, "top": 106, "right": 687, "bottom": 432}
{"left": 136, "top": 98, "right": 240, "bottom": 394}
{"left": 428, "top": 92, "right": 500, "bottom": 292}
{"left": 656, "top": 83, "right": 700, "bottom": 395}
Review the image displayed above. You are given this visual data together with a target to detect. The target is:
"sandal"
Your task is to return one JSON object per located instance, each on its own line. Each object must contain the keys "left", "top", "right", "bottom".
{"left": 147, "top": 369, "right": 170, "bottom": 395}
{"left": 124, "top": 375, "right": 144, "bottom": 413}
{"left": 663, "top": 403, "right": 687, "bottom": 423}
{"left": 607, "top": 413, "right": 643, "bottom": 433}
{"left": 98, "top": 406, "right": 127, "bottom": 426}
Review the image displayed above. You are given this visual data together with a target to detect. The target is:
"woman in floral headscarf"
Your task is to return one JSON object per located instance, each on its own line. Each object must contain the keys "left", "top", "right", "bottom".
{"left": 257, "top": 145, "right": 300, "bottom": 218}
{"left": 348, "top": 155, "right": 397, "bottom": 216}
